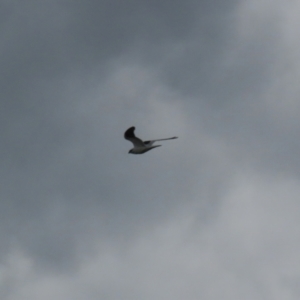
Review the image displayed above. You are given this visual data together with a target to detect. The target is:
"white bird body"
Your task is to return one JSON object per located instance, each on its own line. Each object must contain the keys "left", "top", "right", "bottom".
{"left": 124, "top": 126, "right": 178, "bottom": 154}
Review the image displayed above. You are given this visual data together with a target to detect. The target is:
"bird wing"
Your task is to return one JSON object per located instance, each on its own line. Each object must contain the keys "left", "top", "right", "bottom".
{"left": 143, "top": 136, "right": 178, "bottom": 146}
{"left": 124, "top": 126, "right": 145, "bottom": 147}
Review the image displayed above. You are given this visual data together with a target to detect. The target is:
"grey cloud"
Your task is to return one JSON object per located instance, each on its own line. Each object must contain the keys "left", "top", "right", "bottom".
{"left": 0, "top": 0, "right": 225, "bottom": 265}
{"left": 1, "top": 0, "right": 300, "bottom": 298}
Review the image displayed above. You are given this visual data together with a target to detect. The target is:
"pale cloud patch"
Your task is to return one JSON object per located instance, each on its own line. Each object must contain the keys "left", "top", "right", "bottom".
{"left": 234, "top": 0, "right": 300, "bottom": 127}
{"left": 3, "top": 169, "right": 299, "bottom": 300}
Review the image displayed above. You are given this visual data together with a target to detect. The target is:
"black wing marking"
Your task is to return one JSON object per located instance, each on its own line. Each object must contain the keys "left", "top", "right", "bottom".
{"left": 124, "top": 126, "right": 145, "bottom": 147}
{"left": 124, "top": 126, "right": 136, "bottom": 140}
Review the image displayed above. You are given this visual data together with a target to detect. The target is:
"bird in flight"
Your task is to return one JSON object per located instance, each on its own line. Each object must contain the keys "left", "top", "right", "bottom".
{"left": 124, "top": 126, "right": 178, "bottom": 154}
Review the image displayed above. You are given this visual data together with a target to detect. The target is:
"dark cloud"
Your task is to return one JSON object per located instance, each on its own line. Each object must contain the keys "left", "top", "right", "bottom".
{"left": 0, "top": 0, "right": 234, "bottom": 262}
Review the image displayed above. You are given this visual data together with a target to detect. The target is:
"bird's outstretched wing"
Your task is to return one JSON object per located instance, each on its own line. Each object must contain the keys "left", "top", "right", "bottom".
{"left": 143, "top": 136, "right": 178, "bottom": 146}
{"left": 124, "top": 126, "right": 145, "bottom": 147}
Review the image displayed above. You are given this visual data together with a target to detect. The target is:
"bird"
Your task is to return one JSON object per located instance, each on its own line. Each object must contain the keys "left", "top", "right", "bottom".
{"left": 124, "top": 126, "right": 178, "bottom": 154}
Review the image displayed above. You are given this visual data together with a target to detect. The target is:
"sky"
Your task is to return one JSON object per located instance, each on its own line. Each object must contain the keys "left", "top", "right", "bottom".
{"left": 1, "top": 0, "right": 300, "bottom": 299}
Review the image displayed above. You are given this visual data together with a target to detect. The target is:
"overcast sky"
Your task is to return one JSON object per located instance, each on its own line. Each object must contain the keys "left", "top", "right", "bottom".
{"left": 1, "top": 0, "right": 300, "bottom": 299}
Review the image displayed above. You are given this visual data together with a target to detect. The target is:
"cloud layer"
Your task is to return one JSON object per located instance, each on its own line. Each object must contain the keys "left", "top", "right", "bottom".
{"left": 0, "top": 0, "right": 300, "bottom": 299}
